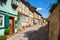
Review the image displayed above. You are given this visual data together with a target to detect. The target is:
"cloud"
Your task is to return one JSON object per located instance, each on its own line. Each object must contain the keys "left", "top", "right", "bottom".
{"left": 36, "top": 8, "right": 43, "bottom": 11}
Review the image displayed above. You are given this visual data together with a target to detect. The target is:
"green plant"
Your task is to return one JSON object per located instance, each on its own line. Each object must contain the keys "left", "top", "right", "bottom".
{"left": 49, "top": 0, "right": 60, "bottom": 13}
{"left": 57, "top": 0, "right": 60, "bottom": 3}
{"left": 17, "top": 12, "right": 22, "bottom": 21}
{"left": 0, "top": 36, "right": 6, "bottom": 40}
{"left": 4, "top": 28, "right": 10, "bottom": 35}
{"left": 49, "top": 4, "right": 58, "bottom": 13}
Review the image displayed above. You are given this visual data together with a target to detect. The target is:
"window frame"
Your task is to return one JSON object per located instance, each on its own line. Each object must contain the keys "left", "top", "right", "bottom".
{"left": 0, "top": 14, "right": 4, "bottom": 28}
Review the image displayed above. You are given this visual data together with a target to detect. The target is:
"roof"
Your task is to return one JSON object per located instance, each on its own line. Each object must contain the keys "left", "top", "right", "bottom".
{"left": 35, "top": 11, "right": 42, "bottom": 16}
{"left": 20, "top": 0, "right": 42, "bottom": 16}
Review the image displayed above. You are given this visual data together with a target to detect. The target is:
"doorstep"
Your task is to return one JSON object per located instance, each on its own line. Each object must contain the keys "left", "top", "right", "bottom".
{"left": 7, "top": 33, "right": 16, "bottom": 39}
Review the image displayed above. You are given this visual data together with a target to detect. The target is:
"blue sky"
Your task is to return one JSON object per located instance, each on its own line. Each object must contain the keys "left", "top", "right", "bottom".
{"left": 25, "top": 0, "right": 57, "bottom": 18}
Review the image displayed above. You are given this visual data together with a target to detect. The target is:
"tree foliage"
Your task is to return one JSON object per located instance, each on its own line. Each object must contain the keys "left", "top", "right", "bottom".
{"left": 49, "top": 0, "right": 60, "bottom": 13}
{"left": 57, "top": 0, "right": 60, "bottom": 3}
{"left": 49, "top": 4, "right": 58, "bottom": 13}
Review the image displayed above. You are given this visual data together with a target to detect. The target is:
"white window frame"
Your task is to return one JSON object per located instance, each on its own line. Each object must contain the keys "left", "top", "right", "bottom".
{"left": 21, "top": 15, "right": 26, "bottom": 22}
{"left": 19, "top": 1, "right": 23, "bottom": 8}
{"left": 0, "top": 14, "right": 4, "bottom": 27}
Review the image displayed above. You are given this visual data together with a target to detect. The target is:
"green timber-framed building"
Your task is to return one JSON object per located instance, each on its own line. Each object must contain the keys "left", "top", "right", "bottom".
{"left": 0, "top": 0, "right": 18, "bottom": 35}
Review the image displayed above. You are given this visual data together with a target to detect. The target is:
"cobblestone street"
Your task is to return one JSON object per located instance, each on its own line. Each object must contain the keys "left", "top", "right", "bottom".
{"left": 7, "top": 25, "right": 41, "bottom": 40}
{"left": 7, "top": 24, "right": 48, "bottom": 40}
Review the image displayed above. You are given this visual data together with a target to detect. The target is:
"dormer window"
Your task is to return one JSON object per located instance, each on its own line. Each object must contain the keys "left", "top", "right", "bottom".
{"left": 11, "top": 0, "right": 18, "bottom": 10}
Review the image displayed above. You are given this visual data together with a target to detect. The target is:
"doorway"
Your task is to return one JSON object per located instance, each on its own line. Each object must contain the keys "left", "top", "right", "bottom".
{"left": 9, "top": 16, "right": 14, "bottom": 34}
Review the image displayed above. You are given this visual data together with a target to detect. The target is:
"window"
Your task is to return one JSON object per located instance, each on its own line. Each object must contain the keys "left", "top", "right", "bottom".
{"left": 19, "top": 1, "right": 23, "bottom": 8}
{"left": 23, "top": 4, "right": 24, "bottom": 9}
{"left": 0, "top": 15, "right": 4, "bottom": 27}
{"left": 11, "top": 0, "right": 18, "bottom": 5}
{"left": 21, "top": 15, "right": 26, "bottom": 22}
{"left": 19, "top": 1, "right": 26, "bottom": 10}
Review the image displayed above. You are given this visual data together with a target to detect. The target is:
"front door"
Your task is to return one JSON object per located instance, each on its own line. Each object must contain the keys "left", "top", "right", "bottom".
{"left": 9, "top": 16, "right": 14, "bottom": 34}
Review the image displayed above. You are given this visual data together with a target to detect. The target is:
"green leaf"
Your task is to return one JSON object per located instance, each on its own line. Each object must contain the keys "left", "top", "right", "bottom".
{"left": 17, "top": 12, "right": 22, "bottom": 21}
{"left": 57, "top": 0, "right": 60, "bottom": 3}
{"left": 49, "top": 4, "right": 58, "bottom": 13}
{"left": 4, "top": 28, "right": 10, "bottom": 35}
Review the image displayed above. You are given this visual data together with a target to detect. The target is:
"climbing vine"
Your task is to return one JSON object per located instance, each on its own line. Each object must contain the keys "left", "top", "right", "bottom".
{"left": 17, "top": 12, "right": 22, "bottom": 21}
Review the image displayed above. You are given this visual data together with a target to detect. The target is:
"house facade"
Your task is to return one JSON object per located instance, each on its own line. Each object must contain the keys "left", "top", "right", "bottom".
{"left": 17, "top": 0, "right": 36, "bottom": 31}
{"left": 17, "top": 0, "right": 42, "bottom": 31}
{"left": 33, "top": 12, "right": 39, "bottom": 26}
{"left": 18, "top": 1, "right": 30, "bottom": 31}
{"left": 28, "top": 11, "right": 33, "bottom": 26}
{"left": 38, "top": 14, "right": 42, "bottom": 26}
{"left": 0, "top": 0, "right": 18, "bottom": 35}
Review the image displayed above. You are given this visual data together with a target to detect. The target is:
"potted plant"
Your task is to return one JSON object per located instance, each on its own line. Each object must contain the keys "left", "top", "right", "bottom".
{"left": 4, "top": 28, "right": 10, "bottom": 39}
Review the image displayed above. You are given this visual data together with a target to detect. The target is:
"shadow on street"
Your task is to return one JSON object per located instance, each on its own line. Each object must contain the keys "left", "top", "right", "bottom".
{"left": 24, "top": 24, "right": 49, "bottom": 40}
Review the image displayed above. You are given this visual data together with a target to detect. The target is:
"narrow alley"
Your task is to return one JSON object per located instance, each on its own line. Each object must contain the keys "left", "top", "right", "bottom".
{"left": 0, "top": 0, "right": 59, "bottom": 40}
{"left": 7, "top": 23, "right": 48, "bottom": 40}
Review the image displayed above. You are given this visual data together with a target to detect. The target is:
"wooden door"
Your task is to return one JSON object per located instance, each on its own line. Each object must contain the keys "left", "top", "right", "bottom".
{"left": 9, "top": 17, "right": 14, "bottom": 34}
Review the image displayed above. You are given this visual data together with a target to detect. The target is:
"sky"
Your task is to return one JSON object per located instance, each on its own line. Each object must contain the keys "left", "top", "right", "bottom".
{"left": 25, "top": 0, "right": 57, "bottom": 18}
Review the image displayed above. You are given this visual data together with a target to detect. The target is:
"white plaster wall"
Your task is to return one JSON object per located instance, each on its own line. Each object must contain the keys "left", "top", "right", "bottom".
{"left": 0, "top": 0, "right": 18, "bottom": 15}
{"left": 0, "top": 29, "right": 5, "bottom": 35}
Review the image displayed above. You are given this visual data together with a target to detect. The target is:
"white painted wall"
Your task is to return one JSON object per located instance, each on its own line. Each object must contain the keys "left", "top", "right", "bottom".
{"left": 0, "top": 29, "right": 5, "bottom": 35}
{"left": 0, "top": 0, "right": 18, "bottom": 15}
{"left": 0, "top": 0, "right": 18, "bottom": 35}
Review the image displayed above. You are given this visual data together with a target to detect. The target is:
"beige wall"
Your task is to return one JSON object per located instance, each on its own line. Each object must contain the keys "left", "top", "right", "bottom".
{"left": 38, "top": 15, "right": 42, "bottom": 25}
{"left": 33, "top": 12, "right": 39, "bottom": 25}
{"left": 18, "top": 6, "right": 29, "bottom": 16}
{"left": 34, "top": 12, "right": 39, "bottom": 19}
{"left": 28, "top": 11, "right": 33, "bottom": 26}
{"left": 18, "top": 3, "right": 29, "bottom": 27}
{"left": 21, "top": 16, "right": 29, "bottom": 26}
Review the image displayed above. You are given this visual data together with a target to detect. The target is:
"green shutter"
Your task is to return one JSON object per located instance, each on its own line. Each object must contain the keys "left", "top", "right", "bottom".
{"left": 5, "top": 15, "right": 9, "bottom": 28}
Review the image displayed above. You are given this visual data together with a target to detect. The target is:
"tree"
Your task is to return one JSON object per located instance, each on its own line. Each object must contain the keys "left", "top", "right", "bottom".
{"left": 57, "top": 0, "right": 60, "bottom": 3}
{"left": 49, "top": 0, "right": 60, "bottom": 13}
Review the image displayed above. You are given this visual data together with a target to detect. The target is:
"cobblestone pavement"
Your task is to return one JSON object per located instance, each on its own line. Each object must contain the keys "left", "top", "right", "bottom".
{"left": 7, "top": 33, "right": 28, "bottom": 40}
{"left": 25, "top": 24, "right": 49, "bottom": 40}
{"left": 7, "top": 25, "right": 42, "bottom": 40}
{"left": 7, "top": 24, "right": 48, "bottom": 40}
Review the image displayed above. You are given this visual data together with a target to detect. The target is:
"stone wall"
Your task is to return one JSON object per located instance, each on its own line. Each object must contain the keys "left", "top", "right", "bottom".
{"left": 48, "top": 4, "right": 60, "bottom": 40}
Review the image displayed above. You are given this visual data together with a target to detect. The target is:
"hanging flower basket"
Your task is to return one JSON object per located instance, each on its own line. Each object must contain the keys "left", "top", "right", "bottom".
{"left": 11, "top": 0, "right": 18, "bottom": 10}
{"left": 11, "top": 3, "right": 18, "bottom": 10}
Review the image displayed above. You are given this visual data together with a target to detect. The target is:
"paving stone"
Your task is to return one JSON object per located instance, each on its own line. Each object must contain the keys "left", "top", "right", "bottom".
{"left": 7, "top": 24, "right": 48, "bottom": 40}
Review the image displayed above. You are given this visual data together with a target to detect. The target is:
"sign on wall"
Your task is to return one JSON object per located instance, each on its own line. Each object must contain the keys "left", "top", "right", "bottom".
{"left": 0, "top": 15, "right": 4, "bottom": 27}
